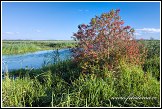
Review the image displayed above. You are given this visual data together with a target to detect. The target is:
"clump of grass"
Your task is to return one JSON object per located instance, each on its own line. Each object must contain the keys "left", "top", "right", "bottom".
{"left": 113, "top": 61, "right": 160, "bottom": 107}
{"left": 59, "top": 74, "right": 116, "bottom": 107}
{"left": 2, "top": 75, "right": 46, "bottom": 107}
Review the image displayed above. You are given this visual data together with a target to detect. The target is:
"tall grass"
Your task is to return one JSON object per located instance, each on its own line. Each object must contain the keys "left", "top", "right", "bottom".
{"left": 2, "top": 75, "right": 46, "bottom": 107}
{"left": 2, "top": 59, "right": 160, "bottom": 107}
{"left": 114, "top": 61, "right": 160, "bottom": 107}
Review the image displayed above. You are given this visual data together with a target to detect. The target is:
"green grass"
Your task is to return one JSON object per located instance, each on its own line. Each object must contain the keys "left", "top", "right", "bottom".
{"left": 2, "top": 59, "right": 160, "bottom": 107}
{"left": 2, "top": 40, "right": 76, "bottom": 55}
{"left": 2, "top": 76, "right": 46, "bottom": 107}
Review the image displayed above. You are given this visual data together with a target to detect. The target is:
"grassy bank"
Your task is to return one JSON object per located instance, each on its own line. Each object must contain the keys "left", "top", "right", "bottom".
{"left": 2, "top": 40, "right": 76, "bottom": 55}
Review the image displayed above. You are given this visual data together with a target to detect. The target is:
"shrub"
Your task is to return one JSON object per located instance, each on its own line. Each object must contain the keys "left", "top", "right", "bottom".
{"left": 72, "top": 9, "right": 147, "bottom": 74}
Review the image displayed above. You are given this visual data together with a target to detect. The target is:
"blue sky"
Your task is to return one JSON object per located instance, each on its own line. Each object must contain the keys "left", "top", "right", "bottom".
{"left": 2, "top": 2, "right": 160, "bottom": 40}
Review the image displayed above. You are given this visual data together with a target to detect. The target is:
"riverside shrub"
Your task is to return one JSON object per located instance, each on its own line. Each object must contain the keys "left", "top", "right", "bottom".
{"left": 72, "top": 9, "right": 147, "bottom": 74}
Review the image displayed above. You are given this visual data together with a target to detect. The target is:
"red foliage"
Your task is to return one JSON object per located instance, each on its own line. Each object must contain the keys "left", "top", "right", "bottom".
{"left": 72, "top": 9, "right": 147, "bottom": 73}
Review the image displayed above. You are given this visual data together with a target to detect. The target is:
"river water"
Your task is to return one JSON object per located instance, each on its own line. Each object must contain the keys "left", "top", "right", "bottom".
{"left": 2, "top": 49, "right": 72, "bottom": 72}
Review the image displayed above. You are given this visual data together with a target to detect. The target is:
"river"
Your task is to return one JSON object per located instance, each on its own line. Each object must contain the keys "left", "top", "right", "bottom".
{"left": 2, "top": 49, "right": 72, "bottom": 72}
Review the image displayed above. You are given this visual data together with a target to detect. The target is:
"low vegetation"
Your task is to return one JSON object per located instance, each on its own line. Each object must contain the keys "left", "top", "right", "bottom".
{"left": 2, "top": 40, "right": 76, "bottom": 55}
{"left": 2, "top": 56, "right": 160, "bottom": 107}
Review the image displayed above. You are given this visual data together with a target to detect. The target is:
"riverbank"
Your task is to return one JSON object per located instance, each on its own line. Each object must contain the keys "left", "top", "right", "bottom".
{"left": 2, "top": 40, "right": 76, "bottom": 55}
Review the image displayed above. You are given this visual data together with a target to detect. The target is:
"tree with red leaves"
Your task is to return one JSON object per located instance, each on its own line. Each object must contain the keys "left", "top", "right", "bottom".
{"left": 72, "top": 9, "right": 147, "bottom": 74}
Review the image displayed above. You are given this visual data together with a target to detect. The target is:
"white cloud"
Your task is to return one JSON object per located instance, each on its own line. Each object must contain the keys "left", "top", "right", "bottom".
{"left": 3, "top": 32, "right": 20, "bottom": 35}
{"left": 136, "top": 28, "right": 160, "bottom": 33}
{"left": 134, "top": 32, "right": 142, "bottom": 36}
{"left": 3, "top": 32, "right": 14, "bottom": 35}
{"left": 2, "top": 32, "right": 20, "bottom": 40}
{"left": 134, "top": 28, "right": 160, "bottom": 40}
{"left": 78, "top": 9, "right": 89, "bottom": 12}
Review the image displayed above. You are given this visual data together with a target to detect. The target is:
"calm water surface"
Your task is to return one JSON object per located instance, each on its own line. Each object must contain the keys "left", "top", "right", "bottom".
{"left": 2, "top": 49, "right": 72, "bottom": 72}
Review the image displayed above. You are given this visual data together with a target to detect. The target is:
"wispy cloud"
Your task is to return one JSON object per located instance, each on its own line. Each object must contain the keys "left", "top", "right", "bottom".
{"left": 78, "top": 9, "right": 89, "bottom": 12}
{"left": 3, "top": 32, "right": 14, "bottom": 35}
{"left": 3, "top": 32, "right": 20, "bottom": 35}
{"left": 134, "top": 28, "right": 160, "bottom": 40}
{"left": 78, "top": 9, "right": 83, "bottom": 12}
{"left": 134, "top": 32, "right": 142, "bottom": 36}
{"left": 136, "top": 28, "right": 160, "bottom": 33}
